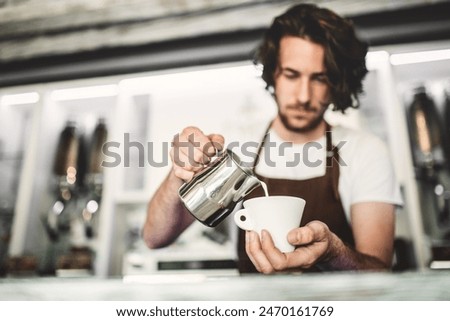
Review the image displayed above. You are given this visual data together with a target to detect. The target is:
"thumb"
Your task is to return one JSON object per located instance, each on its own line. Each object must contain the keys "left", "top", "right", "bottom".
{"left": 287, "top": 227, "right": 314, "bottom": 246}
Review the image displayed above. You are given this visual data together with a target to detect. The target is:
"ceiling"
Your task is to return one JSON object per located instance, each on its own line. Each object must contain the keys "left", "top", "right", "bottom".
{"left": 1, "top": 0, "right": 450, "bottom": 87}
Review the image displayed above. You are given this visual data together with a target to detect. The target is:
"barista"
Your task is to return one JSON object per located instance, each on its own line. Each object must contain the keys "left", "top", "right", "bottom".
{"left": 142, "top": 3, "right": 403, "bottom": 273}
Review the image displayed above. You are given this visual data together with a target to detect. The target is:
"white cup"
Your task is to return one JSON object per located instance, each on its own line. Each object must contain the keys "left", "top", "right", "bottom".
{"left": 234, "top": 196, "right": 306, "bottom": 253}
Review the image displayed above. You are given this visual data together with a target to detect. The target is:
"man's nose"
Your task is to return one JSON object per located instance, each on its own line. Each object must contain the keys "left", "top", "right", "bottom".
{"left": 296, "top": 79, "right": 311, "bottom": 105}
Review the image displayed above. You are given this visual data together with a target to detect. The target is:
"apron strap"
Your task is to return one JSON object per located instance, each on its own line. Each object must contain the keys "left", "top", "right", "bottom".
{"left": 325, "top": 123, "right": 341, "bottom": 201}
{"left": 252, "top": 120, "right": 273, "bottom": 168}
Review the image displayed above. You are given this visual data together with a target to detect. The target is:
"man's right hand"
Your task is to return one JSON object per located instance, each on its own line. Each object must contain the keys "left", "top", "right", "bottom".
{"left": 170, "top": 126, "right": 225, "bottom": 182}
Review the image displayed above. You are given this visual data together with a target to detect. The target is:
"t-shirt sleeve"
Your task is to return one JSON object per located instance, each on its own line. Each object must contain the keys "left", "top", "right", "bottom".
{"left": 349, "top": 134, "right": 404, "bottom": 207}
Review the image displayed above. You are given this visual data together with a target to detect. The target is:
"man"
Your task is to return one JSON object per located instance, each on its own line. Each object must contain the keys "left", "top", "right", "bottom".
{"left": 142, "top": 3, "right": 402, "bottom": 274}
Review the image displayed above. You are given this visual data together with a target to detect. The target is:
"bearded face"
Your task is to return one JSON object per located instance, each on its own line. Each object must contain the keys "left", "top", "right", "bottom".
{"left": 273, "top": 36, "right": 331, "bottom": 133}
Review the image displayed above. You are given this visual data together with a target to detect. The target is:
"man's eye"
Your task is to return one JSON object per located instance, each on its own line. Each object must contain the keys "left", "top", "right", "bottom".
{"left": 313, "top": 75, "right": 328, "bottom": 83}
{"left": 284, "top": 72, "right": 297, "bottom": 79}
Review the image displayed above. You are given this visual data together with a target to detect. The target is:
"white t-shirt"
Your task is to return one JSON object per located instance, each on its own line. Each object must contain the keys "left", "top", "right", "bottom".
{"left": 229, "top": 125, "right": 403, "bottom": 223}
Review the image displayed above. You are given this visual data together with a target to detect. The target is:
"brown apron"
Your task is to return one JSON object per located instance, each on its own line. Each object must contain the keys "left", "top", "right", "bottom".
{"left": 237, "top": 122, "right": 355, "bottom": 273}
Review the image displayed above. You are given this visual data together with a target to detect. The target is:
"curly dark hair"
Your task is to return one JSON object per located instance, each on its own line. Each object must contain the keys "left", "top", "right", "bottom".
{"left": 255, "top": 3, "right": 368, "bottom": 112}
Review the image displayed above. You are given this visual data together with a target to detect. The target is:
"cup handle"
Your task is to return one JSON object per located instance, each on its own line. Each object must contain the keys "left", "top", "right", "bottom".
{"left": 234, "top": 209, "right": 253, "bottom": 230}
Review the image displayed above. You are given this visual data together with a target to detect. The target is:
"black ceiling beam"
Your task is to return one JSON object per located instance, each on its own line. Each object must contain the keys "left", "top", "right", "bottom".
{"left": 350, "top": 1, "right": 450, "bottom": 46}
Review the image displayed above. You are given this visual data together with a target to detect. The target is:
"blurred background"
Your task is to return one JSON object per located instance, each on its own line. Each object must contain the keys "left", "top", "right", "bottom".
{"left": 1, "top": 0, "right": 450, "bottom": 279}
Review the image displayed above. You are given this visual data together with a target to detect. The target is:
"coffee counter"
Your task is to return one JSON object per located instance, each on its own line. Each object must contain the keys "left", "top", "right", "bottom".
{"left": 0, "top": 270, "right": 449, "bottom": 300}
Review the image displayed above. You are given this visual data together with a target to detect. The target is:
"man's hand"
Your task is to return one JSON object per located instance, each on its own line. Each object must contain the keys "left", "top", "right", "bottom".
{"left": 245, "top": 214, "right": 392, "bottom": 274}
{"left": 245, "top": 221, "right": 334, "bottom": 274}
{"left": 170, "top": 126, "right": 224, "bottom": 182}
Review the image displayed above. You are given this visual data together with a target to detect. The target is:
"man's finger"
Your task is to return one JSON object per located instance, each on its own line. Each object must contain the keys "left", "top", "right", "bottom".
{"left": 287, "top": 221, "right": 328, "bottom": 246}
{"left": 205, "top": 133, "right": 225, "bottom": 157}
{"left": 245, "top": 230, "right": 273, "bottom": 274}
{"left": 260, "top": 230, "right": 289, "bottom": 271}
{"left": 287, "top": 227, "right": 315, "bottom": 246}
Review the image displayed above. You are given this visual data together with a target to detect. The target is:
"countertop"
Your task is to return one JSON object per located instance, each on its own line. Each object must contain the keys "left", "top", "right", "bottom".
{"left": 0, "top": 270, "right": 449, "bottom": 301}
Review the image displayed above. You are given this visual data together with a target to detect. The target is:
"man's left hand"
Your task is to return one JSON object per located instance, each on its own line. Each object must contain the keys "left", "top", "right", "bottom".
{"left": 245, "top": 220, "right": 335, "bottom": 274}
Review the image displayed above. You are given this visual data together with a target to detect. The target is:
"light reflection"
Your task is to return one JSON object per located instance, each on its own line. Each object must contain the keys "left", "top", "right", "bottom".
{"left": 66, "top": 166, "right": 77, "bottom": 185}
{"left": 390, "top": 48, "right": 450, "bottom": 65}
{"left": 86, "top": 200, "right": 99, "bottom": 214}
{"left": 50, "top": 84, "right": 118, "bottom": 101}
{"left": 52, "top": 201, "right": 64, "bottom": 216}
{"left": 1, "top": 92, "right": 39, "bottom": 105}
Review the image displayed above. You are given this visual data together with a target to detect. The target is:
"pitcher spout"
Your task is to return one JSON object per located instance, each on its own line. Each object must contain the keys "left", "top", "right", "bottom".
{"left": 234, "top": 173, "right": 262, "bottom": 202}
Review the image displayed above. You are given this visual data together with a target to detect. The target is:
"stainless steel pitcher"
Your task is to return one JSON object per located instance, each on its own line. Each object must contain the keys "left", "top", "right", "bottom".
{"left": 179, "top": 149, "right": 262, "bottom": 227}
